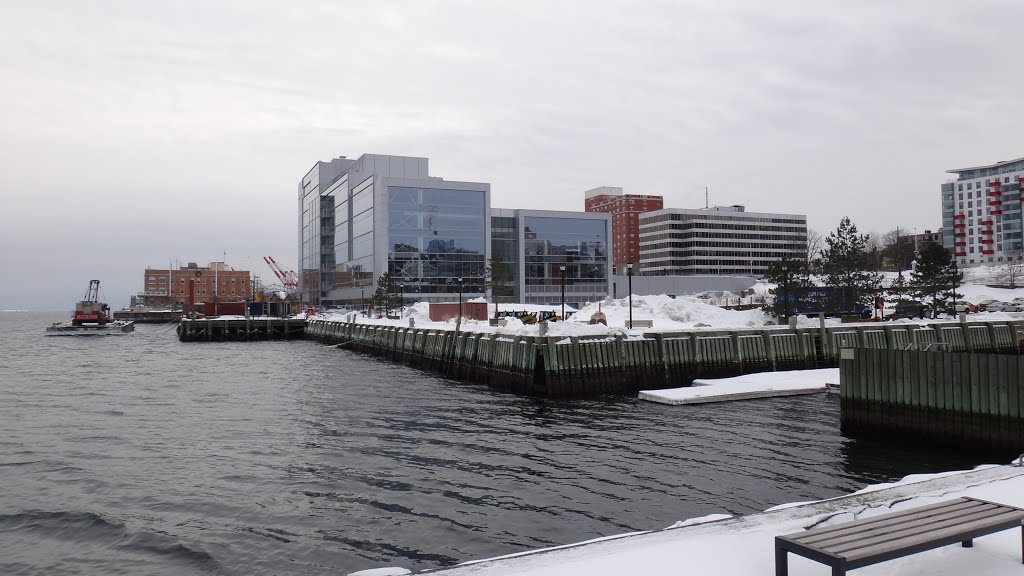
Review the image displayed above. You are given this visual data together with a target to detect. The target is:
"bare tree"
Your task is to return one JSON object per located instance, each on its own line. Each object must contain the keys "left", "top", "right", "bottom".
{"left": 864, "top": 231, "right": 884, "bottom": 271}
{"left": 996, "top": 250, "right": 1024, "bottom": 288}
{"left": 804, "top": 228, "right": 823, "bottom": 272}
{"left": 878, "top": 228, "right": 916, "bottom": 272}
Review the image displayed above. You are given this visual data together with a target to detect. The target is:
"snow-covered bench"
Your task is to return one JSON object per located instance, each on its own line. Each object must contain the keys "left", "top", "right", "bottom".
{"left": 627, "top": 319, "right": 654, "bottom": 328}
{"left": 775, "top": 497, "right": 1024, "bottom": 576}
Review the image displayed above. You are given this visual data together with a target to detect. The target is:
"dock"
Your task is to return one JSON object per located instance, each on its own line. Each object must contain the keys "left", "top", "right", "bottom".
{"left": 177, "top": 317, "right": 305, "bottom": 342}
{"left": 305, "top": 318, "right": 1024, "bottom": 396}
{"left": 113, "top": 310, "right": 182, "bottom": 323}
{"left": 841, "top": 346, "right": 1024, "bottom": 453}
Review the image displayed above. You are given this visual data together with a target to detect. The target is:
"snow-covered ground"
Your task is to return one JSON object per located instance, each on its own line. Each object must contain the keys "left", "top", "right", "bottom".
{"left": 319, "top": 292, "right": 1023, "bottom": 339}
{"left": 639, "top": 368, "right": 839, "bottom": 405}
{"left": 322, "top": 295, "right": 774, "bottom": 338}
{"left": 357, "top": 464, "right": 1024, "bottom": 576}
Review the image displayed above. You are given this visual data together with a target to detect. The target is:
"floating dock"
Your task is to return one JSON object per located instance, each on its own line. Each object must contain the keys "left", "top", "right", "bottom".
{"left": 177, "top": 317, "right": 305, "bottom": 342}
{"left": 305, "top": 318, "right": 1024, "bottom": 396}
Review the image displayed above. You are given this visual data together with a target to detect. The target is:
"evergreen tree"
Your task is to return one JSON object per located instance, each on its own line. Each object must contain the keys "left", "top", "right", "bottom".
{"left": 371, "top": 272, "right": 399, "bottom": 317}
{"left": 761, "top": 255, "right": 814, "bottom": 319}
{"left": 821, "top": 217, "right": 882, "bottom": 313}
{"left": 886, "top": 270, "right": 911, "bottom": 305}
{"left": 910, "top": 243, "right": 962, "bottom": 318}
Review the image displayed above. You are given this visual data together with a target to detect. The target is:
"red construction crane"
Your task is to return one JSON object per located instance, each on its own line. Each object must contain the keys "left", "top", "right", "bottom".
{"left": 263, "top": 256, "right": 299, "bottom": 291}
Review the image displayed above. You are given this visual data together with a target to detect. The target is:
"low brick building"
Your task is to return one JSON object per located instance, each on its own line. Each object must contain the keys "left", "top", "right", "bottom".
{"left": 142, "top": 262, "right": 250, "bottom": 308}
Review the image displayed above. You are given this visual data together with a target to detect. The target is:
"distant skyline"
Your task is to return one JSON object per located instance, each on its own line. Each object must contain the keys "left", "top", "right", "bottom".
{"left": 2, "top": 1, "right": 1023, "bottom": 309}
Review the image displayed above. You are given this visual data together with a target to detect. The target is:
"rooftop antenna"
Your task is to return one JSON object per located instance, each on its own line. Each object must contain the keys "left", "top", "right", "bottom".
{"left": 705, "top": 186, "right": 709, "bottom": 209}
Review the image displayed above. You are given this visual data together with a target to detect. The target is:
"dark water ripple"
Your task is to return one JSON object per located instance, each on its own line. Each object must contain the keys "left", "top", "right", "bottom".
{"left": 0, "top": 311, "right": 989, "bottom": 575}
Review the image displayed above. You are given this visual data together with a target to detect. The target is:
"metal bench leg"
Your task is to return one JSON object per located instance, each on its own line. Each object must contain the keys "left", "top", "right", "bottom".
{"left": 962, "top": 539, "right": 973, "bottom": 548}
{"left": 775, "top": 545, "right": 788, "bottom": 576}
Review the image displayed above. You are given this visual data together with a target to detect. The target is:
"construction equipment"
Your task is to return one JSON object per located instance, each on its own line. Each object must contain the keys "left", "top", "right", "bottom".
{"left": 263, "top": 257, "right": 299, "bottom": 294}
{"left": 73, "top": 280, "right": 111, "bottom": 326}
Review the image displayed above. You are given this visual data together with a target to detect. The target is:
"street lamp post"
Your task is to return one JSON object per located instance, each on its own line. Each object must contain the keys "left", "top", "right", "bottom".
{"left": 781, "top": 265, "right": 789, "bottom": 321}
{"left": 559, "top": 265, "right": 566, "bottom": 320}
{"left": 400, "top": 283, "right": 405, "bottom": 317}
{"left": 457, "top": 277, "right": 464, "bottom": 322}
{"left": 360, "top": 287, "right": 365, "bottom": 316}
{"left": 626, "top": 262, "right": 634, "bottom": 329}
{"left": 952, "top": 258, "right": 959, "bottom": 314}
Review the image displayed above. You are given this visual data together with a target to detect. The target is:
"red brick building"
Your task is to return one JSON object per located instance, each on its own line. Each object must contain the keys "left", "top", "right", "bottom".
{"left": 584, "top": 186, "right": 664, "bottom": 274}
{"left": 141, "top": 262, "right": 251, "bottom": 308}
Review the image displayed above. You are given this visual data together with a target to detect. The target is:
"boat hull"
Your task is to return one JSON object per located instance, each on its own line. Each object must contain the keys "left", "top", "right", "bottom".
{"left": 45, "top": 321, "right": 136, "bottom": 336}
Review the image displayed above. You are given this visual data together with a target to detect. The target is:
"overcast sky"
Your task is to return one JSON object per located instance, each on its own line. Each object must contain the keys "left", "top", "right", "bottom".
{"left": 2, "top": 0, "right": 1022, "bottom": 309}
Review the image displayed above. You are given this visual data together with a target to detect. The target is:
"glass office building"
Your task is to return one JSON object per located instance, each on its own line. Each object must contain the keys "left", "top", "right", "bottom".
{"left": 490, "top": 209, "right": 611, "bottom": 307}
{"left": 299, "top": 154, "right": 490, "bottom": 307}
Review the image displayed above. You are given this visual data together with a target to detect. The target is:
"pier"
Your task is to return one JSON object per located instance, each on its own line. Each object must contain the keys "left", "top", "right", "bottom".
{"left": 177, "top": 317, "right": 306, "bottom": 342}
{"left": 305, "top": 318, "right": 1024, "bottom": 396}
{"left": 113, "top": 310, "right": 182, "bottom": 323}
{"left": 841, "top": 346, "right": 1024, "bottom": 453}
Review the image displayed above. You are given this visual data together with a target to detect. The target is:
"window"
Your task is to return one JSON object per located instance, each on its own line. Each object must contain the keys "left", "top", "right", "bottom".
{"left": 158, "top": 277, "right": 166, "bottom": 284}
{"left": 968, "top": 192, "right": 973, "bottom": 199}
{"left": 968, "top": 183, "right": 973, "bottom": 190}
{"left": 148, "top": 276, "right": 155, "bottom": 284}
{"left": 958, "top": 185, "right": 963, "bottom": 191}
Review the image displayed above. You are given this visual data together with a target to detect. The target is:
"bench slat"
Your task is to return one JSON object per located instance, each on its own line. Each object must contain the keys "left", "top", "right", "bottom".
{"left": 845, "top": 509, "right": 1024, "bottom": 563}
{"left": 828, "top": 505, "right": 1011, "bottom": 554}
{"left": 787, "top": 498, "right": 975, "bottom": 542}
{"left": 803, "top": 501, "right": 996, "bottom": 548}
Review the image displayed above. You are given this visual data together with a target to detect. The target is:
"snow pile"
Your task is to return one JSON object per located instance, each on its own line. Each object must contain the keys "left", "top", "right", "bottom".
{"left": 639, "top": 368, "right": 838, "bottom": 405}
{"left": 575, "top": 295, "right": 770, "bottom": 330}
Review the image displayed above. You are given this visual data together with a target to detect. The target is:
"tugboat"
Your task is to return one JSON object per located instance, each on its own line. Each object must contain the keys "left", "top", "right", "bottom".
{"left": 45, "top": 280, "right": 136, "bottom": 336}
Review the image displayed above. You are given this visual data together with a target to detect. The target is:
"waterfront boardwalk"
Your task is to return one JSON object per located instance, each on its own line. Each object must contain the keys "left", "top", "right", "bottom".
{"left": 396, "top": 465, "right": 1024, "bottom": 576}
{"left": 178, "top": 317, "right": 305, "bottom": 341}
{"left": 306, "top": 317, "right": 1024, "bottom": 396}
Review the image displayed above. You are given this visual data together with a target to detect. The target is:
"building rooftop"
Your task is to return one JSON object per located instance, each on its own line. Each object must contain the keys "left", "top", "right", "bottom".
{"left": 584, "top": 186, "right": 624, "bottom": 199}
{"left": 946, "top": 156, "right": 1024, "bottom": 174}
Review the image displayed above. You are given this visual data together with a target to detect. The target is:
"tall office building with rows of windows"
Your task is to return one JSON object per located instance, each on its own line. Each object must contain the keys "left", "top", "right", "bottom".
{"left": 638, "top": 205, "right": 807, "bottom": 276}
{"left": 942, "top": 157, "right": 1024, "bottom": 267}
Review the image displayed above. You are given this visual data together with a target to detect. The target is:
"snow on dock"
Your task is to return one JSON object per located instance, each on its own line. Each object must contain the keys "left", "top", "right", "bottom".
{"left": 638, "top": 368, "right": 839, "bottom": 405}
{"left": 403, "top": 464, "right": 1024, "bottom": 576}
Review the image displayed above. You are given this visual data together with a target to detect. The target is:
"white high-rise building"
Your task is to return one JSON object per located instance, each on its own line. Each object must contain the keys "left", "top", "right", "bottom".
{"left": 638, "top": 205, "right": 807, "bottom": 276}
{"left": 942, "top": 157, "right": 1024, "bottom": 267}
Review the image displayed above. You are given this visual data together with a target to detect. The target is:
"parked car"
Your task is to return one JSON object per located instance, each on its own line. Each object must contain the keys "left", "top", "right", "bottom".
{"left": 976, "top": 299, "right": 1001, "bottom": 312}
{"left": 952, "top": 301, "right": 977, "bottom": 314}
{"left": 889, "top": 300, "right": 930, "bottom": 320}
{"left": 988, "top": 301, "right": 1024, "bottom": 313}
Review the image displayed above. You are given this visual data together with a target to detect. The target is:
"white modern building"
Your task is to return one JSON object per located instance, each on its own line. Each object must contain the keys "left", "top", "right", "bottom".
{"left": 299, "top": 154, "right": 490, "bottom": 306}
{"left": 638, "top": 205, "right": 807, "bottom": 276}
{"left": 942, "top": 156, "right": 1024, "bottom": 267}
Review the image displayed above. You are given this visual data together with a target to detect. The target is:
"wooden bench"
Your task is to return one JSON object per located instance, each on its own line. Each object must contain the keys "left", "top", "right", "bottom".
{"left": 628, "top": 319, "right": 654, "bottom": 328}
{"left": 775, "top": 497, "right": 1024, "bottom": 575}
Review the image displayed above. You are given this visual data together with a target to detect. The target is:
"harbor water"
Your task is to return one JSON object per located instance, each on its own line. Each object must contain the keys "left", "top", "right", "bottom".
{"left": 0, "top": 311, "right": 989, "bottom": 575}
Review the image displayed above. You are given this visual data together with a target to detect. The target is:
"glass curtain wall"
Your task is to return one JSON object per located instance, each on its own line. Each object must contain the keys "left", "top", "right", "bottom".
{"left": 333, "top": 176, "right": 376, "bottom": 290}
{"left": 300, "top": 165, "right": 321, "bottom": 304}
{"left": 523, "top": 216, "right": 608, "bottom": 292}
{"left": 388, "top": 187, "right": 487, "bottom": 296}
{"left": 490, "top": 215, "right": 518, "bottom": 302}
